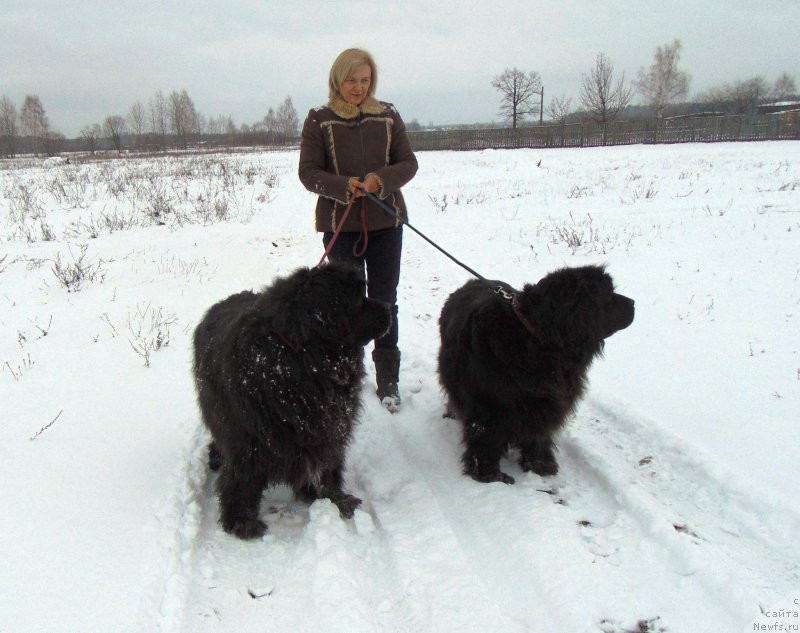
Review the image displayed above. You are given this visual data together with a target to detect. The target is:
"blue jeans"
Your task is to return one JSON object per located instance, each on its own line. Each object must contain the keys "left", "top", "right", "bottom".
{"left": 322, "top": 226, "right": 403, "bottom": 350}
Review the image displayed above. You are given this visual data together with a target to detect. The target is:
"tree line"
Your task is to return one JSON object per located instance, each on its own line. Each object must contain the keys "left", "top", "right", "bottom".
{"left": 493, "top": 40, "right": 798, "bottom": 128}
{"left": 2, "top": 40, "right": 798, "bottom": 158}
{"left": 0, "top": 90, "right": 300, "bottom": 158}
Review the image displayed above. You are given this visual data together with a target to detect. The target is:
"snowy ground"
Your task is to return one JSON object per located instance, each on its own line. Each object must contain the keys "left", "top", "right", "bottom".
{"left": 1, "top": 141, "right": 798, "bottom": 633}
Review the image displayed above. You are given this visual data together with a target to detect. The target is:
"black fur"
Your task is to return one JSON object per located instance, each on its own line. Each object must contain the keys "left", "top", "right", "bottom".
{"left": 192, "top": 262, "right": 391, "bottom": 539}
{"left": 437, "top": 265, "right": 635, "bottom": 484}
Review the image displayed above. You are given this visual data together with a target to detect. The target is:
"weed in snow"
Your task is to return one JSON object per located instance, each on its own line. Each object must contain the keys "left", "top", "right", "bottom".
{"left": 428, "top": 193, "right": 449, "bottom": 213}
{"left": 600, "top": 616, "right": 667, "bottom": 633}
{"left": 51, "top": 243, "right": 107, "bottom": 292}
{"left": 427, "top": 187, "right": 488, "bottom": 213}
{"left": 4, "top": 178, "right": 56, "bottom": 242}
{"left": 1, "top": 154, "right": 279, "bottom": 241}
{"left": 100, "top": 312, "right": 119, "bottom": 338}
{"left": 29, "top": 410, "right": 64, "bottom": 441}
{"left": 620, "top": 172, "right": 658, "bottom": 204}
{"left": 4, "top": 354, "right": 34, "bottom": 381}
{"left": 15, "top": 316, "right": 52, "bottom": 348}
{"left": 126, "top": 302, "right": 177, "bottom": 367}
{"left": 156, "top": 254, "right": 212, "bottom": 284}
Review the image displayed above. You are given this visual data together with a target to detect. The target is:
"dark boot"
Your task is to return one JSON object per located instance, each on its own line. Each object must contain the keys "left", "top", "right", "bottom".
{"left": 372, "top": 348, "right": 401, "bottom": 412}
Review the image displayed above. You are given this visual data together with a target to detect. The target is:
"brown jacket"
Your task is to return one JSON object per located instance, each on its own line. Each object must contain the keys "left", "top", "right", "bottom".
{"left": 299, "top": 94, "right": 418, "bottom": 233}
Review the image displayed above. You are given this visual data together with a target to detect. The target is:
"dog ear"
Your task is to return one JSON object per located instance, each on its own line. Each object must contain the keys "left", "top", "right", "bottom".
{"left": 260, "top": 267, "right": 317, "bottom": 338}
{"left": 293, "top": 266, "right": 357, "bottom": 344}
{"left": 518, "top": 282, "right": 545, "bottom": 317}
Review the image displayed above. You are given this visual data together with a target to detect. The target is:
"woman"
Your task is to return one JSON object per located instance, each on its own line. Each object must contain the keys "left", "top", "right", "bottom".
{"left": 299, "top": 48, "right": 418, "bottom": 412}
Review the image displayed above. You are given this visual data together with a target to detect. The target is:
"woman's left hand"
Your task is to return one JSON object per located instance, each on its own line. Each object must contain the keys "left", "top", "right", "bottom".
{"left": 362, "top": 173, "right": 380, "bottom": 194}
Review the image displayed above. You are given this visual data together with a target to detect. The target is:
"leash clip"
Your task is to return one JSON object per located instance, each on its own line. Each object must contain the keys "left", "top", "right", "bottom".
{"left": 494, "top": 285, "right": 515, "bottom": 301}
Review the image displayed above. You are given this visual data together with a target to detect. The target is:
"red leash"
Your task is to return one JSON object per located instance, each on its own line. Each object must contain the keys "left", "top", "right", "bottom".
{"left": 318, "top": 197, "right": 367, "bottom": 266}
{"left": 352, "top": 201, "right": 369, "bottom": 257}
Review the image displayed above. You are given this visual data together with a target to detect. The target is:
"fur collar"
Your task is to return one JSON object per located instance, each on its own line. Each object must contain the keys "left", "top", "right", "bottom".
{"left": 328, "top": 94, "right": 385, "bottom": 119}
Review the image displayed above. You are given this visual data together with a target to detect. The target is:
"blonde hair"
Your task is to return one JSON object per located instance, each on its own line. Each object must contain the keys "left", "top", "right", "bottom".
{"left": 328, "top": 48, "right": 378, "bottom": 101}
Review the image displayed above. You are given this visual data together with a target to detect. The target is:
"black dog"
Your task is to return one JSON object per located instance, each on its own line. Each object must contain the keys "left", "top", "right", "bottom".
{"left": 438, "top": 265, "right": 634, "bottom": 484}
{"left": 192, "top": 262, "right": 391, "bottom": 539}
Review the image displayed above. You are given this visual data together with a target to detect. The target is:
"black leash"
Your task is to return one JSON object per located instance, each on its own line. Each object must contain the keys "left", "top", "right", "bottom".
{"left": 363, "top": 190, "right": 493, "bottom": 284}
{"left": 364, "top": 191, "right": 533, "bottom": 331}
{"left": 362, "top": 190, "right": 520, "bottom": 316}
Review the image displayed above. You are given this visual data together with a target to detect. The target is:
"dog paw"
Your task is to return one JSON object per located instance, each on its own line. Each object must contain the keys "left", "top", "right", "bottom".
{"left": 333, "top": 494, "right": 362, "bottom": 518}
{"left": 468, "top": 469, "right": 516, "bottom": 485}
{"left": 520, "top": 458, "right": 559, "bottom": 477}
{"left": 224, "top": 517, "right": 268, "bottom": 540}
{"left": 498, "top": 472, "right": 516, "bottom": 485}
{"left": 380, "top": 395, "right": 401, "bottom": 414}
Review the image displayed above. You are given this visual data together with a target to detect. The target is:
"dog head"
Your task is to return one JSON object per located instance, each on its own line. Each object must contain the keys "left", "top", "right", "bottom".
{"left": 265, "top": 262, "right": 391, "bottom": 347}
{"left": 316, "top": 263, "right": 392, "bottom": 346}
{"left": 515, "top": 265, "right": 634, "bottom": 351}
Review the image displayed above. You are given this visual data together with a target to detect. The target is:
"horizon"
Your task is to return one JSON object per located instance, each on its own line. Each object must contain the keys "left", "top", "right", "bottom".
{"left": 3, "top": 1, "right": 799, "bottom": 138}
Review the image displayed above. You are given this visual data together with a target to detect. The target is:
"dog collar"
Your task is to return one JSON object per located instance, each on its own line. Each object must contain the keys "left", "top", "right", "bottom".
{"left": 489, "top": 283, "right": 537, "bottom": 337}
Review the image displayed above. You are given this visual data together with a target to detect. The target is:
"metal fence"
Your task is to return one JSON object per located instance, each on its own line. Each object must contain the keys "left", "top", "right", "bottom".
{"left": 407, "top": 113, "right": 800, "bottom": 152}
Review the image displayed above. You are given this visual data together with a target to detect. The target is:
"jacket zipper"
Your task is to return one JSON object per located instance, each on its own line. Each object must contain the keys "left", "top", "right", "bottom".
{"left": 357, "top": 110, "right": 367, "bottom": 230}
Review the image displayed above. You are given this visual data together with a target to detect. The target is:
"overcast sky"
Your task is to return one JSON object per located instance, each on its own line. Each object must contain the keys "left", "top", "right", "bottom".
{"left": 3, "top": 0, "right": 799, "bottom": 137}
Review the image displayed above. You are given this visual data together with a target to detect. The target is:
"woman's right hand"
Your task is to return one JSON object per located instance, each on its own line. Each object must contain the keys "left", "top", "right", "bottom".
{"left": 348, "top": 177, "right": 364, "bottom": 198}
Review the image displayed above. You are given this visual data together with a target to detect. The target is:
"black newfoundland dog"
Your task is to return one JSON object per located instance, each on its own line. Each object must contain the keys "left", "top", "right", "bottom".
{"left": 192, "top": 262, "right": 391, "bottom": 539}
{"left": 438, "top": 265, "right": 634, "bottom": 484}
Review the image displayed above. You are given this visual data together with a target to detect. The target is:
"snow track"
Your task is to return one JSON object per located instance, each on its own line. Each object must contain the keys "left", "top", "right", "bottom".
{"left": 138, "top": 379, "right": 800, "bottom": 633}
{"left": 356, "top": 413, "right": 537, "bottom": 633}
{"left": 563, "top": 396, "right": 800, "bottom": 629}
{"left": 137, "top": 421, "right": 210, "bottom": 632}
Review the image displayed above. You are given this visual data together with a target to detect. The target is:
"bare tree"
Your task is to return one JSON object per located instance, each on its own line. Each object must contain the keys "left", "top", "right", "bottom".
{"left": 103, "top": 115, "right": 126, "bottom": 153}
{"left": 634, "top": 39, "right": 690, "bottom": 118}
{"left": 0, "top": 95, "right": 18, "bottom": 157}
{"left": 168, "top": 89, "right": 199, "bottom": 150}
{"left": 205, "top": 114, "right": 223, "bottom": 135}
{"left": 772, "top": 72, "right": 797, "bottom": 100}
{"left": 546, "top": 94, "right": 573, "bottom": 124}
{"left": 127, "top": 101, "right": 146, "bottom": 148}
{"left": 263, "top": 107, "right": 277, "bottom": 140}
{"left": 80, "top": 124, "right": 102, "bottom": 154}
{"left": 224, "top": 116, "right": 237, "bottom": 143}
{"left": 205, "top": 113, "right": 236, "bottom": 138}
{"left": 20, "top": 94, "right": 51, "bottom": 155}
{"left": 149, "top": 90, "right": 168, "bottom": 148}
{"left": 698, "top": 77, "right": 769, "bottom": 114}
{"left": 275, "top": 96, "right": 299, "bottom": 140}
{"left": 694, "top": 81, "right": 737, "bottom": 111}
{"left": 580, "top": 53, "right": 633, "bottom": 123}
{"left": 696, "top": 76, "right": 776, "bottom": 113}
{"left": 492, "top": 68, "right": 543, "bottom": 128}
{"left": 729, "top": 77, "right": 770, "bottom": 113}
{"left": 195, "top": 111, "right": 207, "bottom": 137}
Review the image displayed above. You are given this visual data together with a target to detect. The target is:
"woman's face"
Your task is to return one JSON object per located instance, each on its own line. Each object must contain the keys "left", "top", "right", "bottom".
{"left": 338, "top": 64, "right": 372, "bottom": 106}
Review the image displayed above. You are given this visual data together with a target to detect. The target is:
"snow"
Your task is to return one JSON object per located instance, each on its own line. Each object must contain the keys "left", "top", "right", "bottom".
{"left": 1, "top": 141, "right": 799, "bottom": 633}
{"left": 42, "top": 156, "right": 66, "bottom": 168}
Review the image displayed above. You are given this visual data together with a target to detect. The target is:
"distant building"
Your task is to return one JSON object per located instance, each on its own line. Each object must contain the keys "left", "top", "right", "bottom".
{"left": 757, "top": 100, "right": 800, "bottom": 115}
